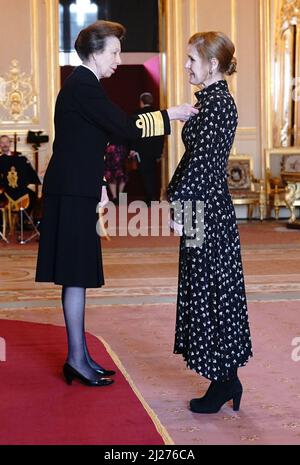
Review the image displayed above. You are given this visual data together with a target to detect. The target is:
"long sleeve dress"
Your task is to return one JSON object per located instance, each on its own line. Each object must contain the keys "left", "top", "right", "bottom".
{"left": 167, "top": 80, "right": 253, "bottom": 381}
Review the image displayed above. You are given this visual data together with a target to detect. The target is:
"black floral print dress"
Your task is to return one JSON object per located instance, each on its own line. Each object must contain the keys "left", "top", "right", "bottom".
{"left": 167, "top": 80, "right": 253, "bottom": 381}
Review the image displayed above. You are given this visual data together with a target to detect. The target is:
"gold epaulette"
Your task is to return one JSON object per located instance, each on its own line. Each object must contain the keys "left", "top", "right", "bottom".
{"left": 135, "top": 111, "right": 164, "bottom": 137}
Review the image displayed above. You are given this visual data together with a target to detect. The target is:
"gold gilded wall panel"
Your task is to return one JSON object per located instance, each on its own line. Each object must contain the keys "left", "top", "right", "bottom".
{"left": 261, "top": 0, "right": 300, "bottom": 150}
{"left": 0, "top": 0, "right": 60, "bottom": 178}
{"left": 0, "top": 0, "right": 39, "bottom": 125}
{"left": 0, "top": 59, "right": 38, "bottom": 124}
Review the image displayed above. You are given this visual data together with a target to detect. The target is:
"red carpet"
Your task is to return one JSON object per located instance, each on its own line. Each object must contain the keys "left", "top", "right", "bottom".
{"left": 0, "top": 320, "right": 166, "bottom": 445}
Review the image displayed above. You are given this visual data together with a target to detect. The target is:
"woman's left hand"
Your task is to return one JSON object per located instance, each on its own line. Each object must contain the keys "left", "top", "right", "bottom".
{"left": 99, "top": 185, "right": 109, "bottom": 208}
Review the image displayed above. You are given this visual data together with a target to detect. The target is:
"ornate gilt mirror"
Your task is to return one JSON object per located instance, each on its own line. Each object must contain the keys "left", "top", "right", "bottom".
{"left": 271, "top": 0, "right": 300, "bottom": 147}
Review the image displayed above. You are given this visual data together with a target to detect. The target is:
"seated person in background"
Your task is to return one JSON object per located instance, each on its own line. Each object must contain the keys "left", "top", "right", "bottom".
{"left": 0, "top": 134, "right": 41, "bottom": 214}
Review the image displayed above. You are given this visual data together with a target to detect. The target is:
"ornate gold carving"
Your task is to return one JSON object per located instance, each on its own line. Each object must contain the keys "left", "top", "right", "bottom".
{"left": 272, "top": 0, "right": 300, "bottom": 147}
{"left": 0, "top": 59, "right": 37, "bottom": 123}
{"left": 284, "top": 181, "right": 300, "bottom": 222}
{"left": 280, "top": 0, "right": 300, "bottom": 33}
{"left": 265, "top": 147, "right": 300, "bottom": 219}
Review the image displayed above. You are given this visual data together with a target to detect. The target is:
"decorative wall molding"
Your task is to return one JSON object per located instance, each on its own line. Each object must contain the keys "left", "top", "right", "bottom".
{"left": 280, "top": 0, "right": 300, "bottom": 33}
{"left": 259, "top": 0, "right": 272, "bottom": 180}
{"left": 236, "top": 127, "right": 258, "bottom": 140}
{"left": 0, "top": 0, "right": 60, "bottom": 177}
{"left": 45, "top": 0, "right": 60, "bottom": 148}
{"left": 0, "top": 60, "right": 37, "bottom": 124}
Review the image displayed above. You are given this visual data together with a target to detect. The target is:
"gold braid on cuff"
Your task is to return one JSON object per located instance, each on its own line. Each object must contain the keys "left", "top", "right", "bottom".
{"left": 135, "top": 111, "right": 164, "bottom": 137}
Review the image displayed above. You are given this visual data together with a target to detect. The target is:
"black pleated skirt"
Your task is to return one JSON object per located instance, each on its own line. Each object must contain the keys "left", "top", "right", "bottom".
{"left": 35, "top": 194, "right": 104, "bottom": 288}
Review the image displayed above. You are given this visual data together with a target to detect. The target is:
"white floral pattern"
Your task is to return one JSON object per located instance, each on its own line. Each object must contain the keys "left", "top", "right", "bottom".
{"left": 167, "top": 80, "right": 253, "bottom": 381}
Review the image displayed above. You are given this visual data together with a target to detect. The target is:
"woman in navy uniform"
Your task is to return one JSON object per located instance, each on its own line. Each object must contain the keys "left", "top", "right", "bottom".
{"left": 167, "top": 32, "right": 253, "bottom": 413}
{"left": 36, "top": 20, "right": 197, "bottom": 387}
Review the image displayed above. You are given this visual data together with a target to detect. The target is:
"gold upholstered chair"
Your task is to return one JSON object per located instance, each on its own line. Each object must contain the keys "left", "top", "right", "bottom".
{"left": 227, "top": 154, "right": 266, "bottom": 221}
{"left": 5, "top": 193, "right": 40, "bottom": 244}
{"left": 265, "top": 148, "right": 300, "bottom": 222}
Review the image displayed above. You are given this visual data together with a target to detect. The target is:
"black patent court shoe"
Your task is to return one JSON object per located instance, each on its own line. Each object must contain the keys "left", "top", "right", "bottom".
{"left": 94, "top": 367, "right": 116, "bottom": 376}
{"left": 63, "top": 363, "right": 114, "bottom": 387}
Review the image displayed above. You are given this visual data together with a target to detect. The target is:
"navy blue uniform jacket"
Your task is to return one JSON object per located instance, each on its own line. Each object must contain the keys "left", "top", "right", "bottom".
{"left": 43, "top": 66, "right": 170, "bottom": 199}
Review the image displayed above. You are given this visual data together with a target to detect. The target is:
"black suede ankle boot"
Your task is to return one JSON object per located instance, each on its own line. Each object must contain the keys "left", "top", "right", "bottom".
{"left": 190, "top": 371, "right": 242, "bottom": 414}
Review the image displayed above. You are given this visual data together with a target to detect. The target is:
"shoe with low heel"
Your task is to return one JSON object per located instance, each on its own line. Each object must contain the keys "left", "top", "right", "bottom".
{"left": 190, "top": 377, "right": 243, "bottom": 414}
{"left": 63, "top": 363, "right": 114, "bottom": 387}
{"left": 94, "top": 367, "right": 116, "bottom": 377}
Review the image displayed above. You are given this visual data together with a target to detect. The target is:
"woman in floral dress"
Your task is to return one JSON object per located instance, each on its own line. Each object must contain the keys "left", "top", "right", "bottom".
{"left": 167, "top": 32, "right": 253, "bottom": 413}
{"left": 104, "top": 135, "right": 129, "bottom": 204}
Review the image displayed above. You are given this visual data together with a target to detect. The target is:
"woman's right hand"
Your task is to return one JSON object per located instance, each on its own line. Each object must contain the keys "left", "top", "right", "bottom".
{"left": 167, "top": 103, "right": 199, "bottom": 122}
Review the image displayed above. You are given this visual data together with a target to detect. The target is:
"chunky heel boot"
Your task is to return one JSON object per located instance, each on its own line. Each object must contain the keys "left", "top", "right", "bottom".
{"left": 190, "top": 376, "right": 243, "bottom": 414}
{"left": 232, "top": 390, "right": 242, "bottom": 411}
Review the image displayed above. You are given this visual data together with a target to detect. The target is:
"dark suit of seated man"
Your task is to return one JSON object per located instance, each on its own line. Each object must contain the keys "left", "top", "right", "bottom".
{"left": 0, "top": 135, "right": 41, "bottom": 215}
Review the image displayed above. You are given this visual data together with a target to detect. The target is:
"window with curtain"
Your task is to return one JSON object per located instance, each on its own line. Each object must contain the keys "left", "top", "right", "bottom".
{"left": 59, "top": 0, "right": 105, "bottom": 65}
{"left": 59, "top": 0, "right": 159, "bottom": 66}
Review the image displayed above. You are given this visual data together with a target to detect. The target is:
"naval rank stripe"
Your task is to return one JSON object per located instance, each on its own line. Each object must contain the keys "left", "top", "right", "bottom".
{"left": 136, "top": 111, "right": 165, "bottom": 137}
{"left": 145, "top": 112, "right": 154, "bottom": 137}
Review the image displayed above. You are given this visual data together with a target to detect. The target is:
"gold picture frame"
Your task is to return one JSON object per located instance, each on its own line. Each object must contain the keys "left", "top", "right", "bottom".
{"left": 227, "top": 154, "right": 265, "bottom": 221}
{"left": 227, "top": 155, "right": 253, "bottom": 190}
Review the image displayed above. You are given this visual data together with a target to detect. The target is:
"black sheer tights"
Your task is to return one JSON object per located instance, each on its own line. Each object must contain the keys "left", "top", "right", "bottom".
{"left": 62, "top": 286, "right": 105, "bottom": 380}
